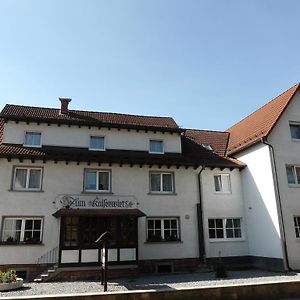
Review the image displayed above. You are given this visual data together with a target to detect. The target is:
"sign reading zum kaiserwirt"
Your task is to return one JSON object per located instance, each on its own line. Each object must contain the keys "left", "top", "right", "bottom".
{"left": 54, "top": 194, "right": 138, "bottom": 210}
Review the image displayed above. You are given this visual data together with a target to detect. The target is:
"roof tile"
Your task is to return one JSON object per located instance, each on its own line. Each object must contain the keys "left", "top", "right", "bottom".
{"left": 227, "top": 83, "right": 300, "bottom": 154}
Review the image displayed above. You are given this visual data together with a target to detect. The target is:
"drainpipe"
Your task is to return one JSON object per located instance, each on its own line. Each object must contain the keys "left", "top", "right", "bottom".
{"left": 197, "top": 166, "right": 206, "bottom": 262}
{"left": 261, "top": 137, "right": 291, "bottom": 271}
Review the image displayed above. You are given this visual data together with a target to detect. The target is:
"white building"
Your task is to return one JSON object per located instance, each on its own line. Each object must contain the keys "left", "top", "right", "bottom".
{"left": 0, "top": 98, "right": 243, "bottom": 280}
{"left": 227, "top": 83, "right": 300, "bottom": 271}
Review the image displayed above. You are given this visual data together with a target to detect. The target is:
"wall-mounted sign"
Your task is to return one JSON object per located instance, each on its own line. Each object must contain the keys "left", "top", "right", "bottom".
{"left": 54, "top": 194, "right": 138, "bottom": 210}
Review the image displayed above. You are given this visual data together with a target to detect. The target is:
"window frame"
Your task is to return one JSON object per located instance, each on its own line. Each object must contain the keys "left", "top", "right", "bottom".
{"left": 23, "top": 131, "right": 42, "bottom": 148}
{"left": 146, "top": 217, "right": 180, "bottom": 243}
{"left": 12, "top": 166, "right": 43, "bottom": 191}
{"left": 83, "top": 169, "right": 111, "bottom": 193}
{"left": 289, "top": 122, "right": 300, "bottom": 140}
{"left": 208, "top": 218, "right": 243, "bottom": 241}
{"left": 1, "top": 216, "right": 43, "bottom": 244}
{"left": 213, "top": 174, "right": 231, "bottom": 194}
{"left": 286, "top": 165, "right": 300, "bottom": 185}
{"left": 149, "top": 139, "right": 164, "bottom": 154}
{"left": 149, "top": 172, "right": 174, "bottom": 194}
{"left": 294, "top": 216, "right": 300, "bottom": 238}
{"left": 89, "top": 135, "right": 105, "bottom": 151}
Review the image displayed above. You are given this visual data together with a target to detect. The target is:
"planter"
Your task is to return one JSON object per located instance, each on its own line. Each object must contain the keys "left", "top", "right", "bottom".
{"left": 0, "top": 278, "right": 23, "bottom": 292}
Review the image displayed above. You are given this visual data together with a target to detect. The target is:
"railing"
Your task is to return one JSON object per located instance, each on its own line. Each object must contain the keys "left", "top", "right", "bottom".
{"left": 35, "top": 246, "right": 59, "bottom": 275}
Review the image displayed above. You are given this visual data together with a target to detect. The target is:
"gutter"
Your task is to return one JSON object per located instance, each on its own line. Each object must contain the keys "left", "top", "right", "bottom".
{"left": 261, "top": 137, "right": 291, "bottom": 271}
{"left": 197, "top": 166, "right": 206, "bottom": 261}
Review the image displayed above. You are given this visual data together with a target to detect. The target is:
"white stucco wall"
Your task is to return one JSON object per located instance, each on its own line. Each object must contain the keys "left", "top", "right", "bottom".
{"left": 0, "top": 159, "right": 200, "bottom": 264}
{"left": 3, "top": 122, "right": 182, "bottom": 153}
{"left": 201, "top": 168, "right": 249, "bottom": 258}
{"left": 236, "top": 143, "right": 283, "bottom": 259}
{"left": 268, "top": 90, "right": 300, "bottom": 269}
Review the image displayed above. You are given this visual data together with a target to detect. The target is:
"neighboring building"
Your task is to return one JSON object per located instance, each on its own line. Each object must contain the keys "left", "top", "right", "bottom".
{"left": 227, "top": 83, "right": 300, "bottom": 270}
{"left": 0, "top": 99, "right": 243, "bottom": 280}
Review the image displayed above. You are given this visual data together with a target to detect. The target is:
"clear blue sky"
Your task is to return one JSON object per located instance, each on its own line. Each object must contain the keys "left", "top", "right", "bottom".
{"left": 0, "top": 0, "right": 299, "bottom": 131}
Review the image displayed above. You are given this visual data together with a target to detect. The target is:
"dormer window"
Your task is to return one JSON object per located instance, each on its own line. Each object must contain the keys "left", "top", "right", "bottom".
{"left": 24, "top": 132, "right": 41, "bottom": 147}
{"left": 89, "top": 136, "right": 105, "bottom": 151}
{"left": 149, "top": 140, "right": 164, "bottom": 154}
{"left": 201, "top": 143, "right": 213, "bottom": 151}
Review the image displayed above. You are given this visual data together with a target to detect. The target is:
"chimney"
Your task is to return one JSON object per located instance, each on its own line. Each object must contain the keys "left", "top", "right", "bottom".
{"left": 59, "top": 97, "right": 72, "bottom": 115}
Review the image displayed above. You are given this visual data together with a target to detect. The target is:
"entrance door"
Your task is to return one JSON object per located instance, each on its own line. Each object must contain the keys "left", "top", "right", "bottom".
{"left": 59, "top": 215, "right": 138, "bottom": 266}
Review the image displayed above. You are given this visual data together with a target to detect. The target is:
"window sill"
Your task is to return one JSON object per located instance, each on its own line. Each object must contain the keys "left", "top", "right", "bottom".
{"left": 0, "top": 242, "right": 44, "bottom": 246}
{"left": 8, "top": 189, "right": 44, "bottom": 193}
{"left": 214, "top": 192, "right": 232, "bottom": 195}
{"left": 145, "top": 240, "right": 182, "bottom": 244}
{"left": 23, "top": 145, "right": 42, "bottom": 148}
{"left": 148, "top": 192, "right": 177, "bottom": 196}
{"left": 209, "top": 238, "right": 246, "bottom": 243}
{"left": 291, "top": 138, "right": 300, "bottom": 142}
{"left": 89, "top": 148, "right": 106, "bottom": 151}
{"left": 81, "top": 191, "right": 114, "bottom": 194}
{"left": 288, "top": 184, "right": 300, "bottom": 188}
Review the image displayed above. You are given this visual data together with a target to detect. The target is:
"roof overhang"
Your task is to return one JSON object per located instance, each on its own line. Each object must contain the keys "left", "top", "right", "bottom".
{"left": 52, "top": 208, "right": 146, "bottom": 218}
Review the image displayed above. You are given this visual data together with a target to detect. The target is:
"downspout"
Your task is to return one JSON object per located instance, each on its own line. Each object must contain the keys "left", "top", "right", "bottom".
{"left": 261, "top": 137, "right": 291, "bottom": 271}
{"left": 197, "top": 165, "right": 206, "bottom": 262}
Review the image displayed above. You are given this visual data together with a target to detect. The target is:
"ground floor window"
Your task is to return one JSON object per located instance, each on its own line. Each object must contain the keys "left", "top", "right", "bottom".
{"left": 208, "top": 218, "right": 242, "bottom": 239}
{"left": 294, "top": 216, "right": 300, "bottom": 238}
{"left": 1, "top": 217, "right": 43, "bottom": 244}
{"left": 61, "top": 216, "right": 137, "bottom": 249}
{"left": 147, "top": 217, "right": 180, "bottom": 242}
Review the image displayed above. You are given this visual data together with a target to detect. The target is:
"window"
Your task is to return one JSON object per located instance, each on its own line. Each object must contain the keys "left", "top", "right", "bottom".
{"left": 286, "top": 165, "right": 300, "bottom": 184}
{"left": 147, "top": 218, "right": 180, "bottom": 242}
{"left": 13, "top": 167, "right": 42, "bottom": 191}
{"left": 89, "top": 136, "right": 105, "bottom": 151}
{"left": 214, "top": 174, "right": 231, "bottom": 193}
{"left": 150, "top": 172, "right": 174, "bottom": 193}
{"left": 294, "top": 216, "right": 300, "bottom": 238}
{"left": 84, "top": 169, "right": 110, "bottom": 192}
{"left": 63, "top": 216, "right": 79, "bottom": 247}
{"left": 24, "top": 132, "right": 41, "bottom": 147}
{"left": 2, "top": 217, "right": 43, "bottom": 244}
{"left": 290, "top": 123, "right": 300, "bottom": 140}
{"left": 149, "top": 140, "right": 164, "bottom": 154}
{"left": 208, "top": 218, "right": 242, "bottom": 240}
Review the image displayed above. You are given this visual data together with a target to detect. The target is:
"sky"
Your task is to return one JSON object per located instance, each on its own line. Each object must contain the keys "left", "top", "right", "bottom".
{"left": 0, "top": 0, "right": 299, "bottom": 131}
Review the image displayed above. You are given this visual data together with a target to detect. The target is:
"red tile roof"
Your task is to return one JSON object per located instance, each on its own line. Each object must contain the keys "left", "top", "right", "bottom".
{"left": 184, "top": 129, "right": 229, "bottom": 156}
{"left": 0, "top": 143, "right": 244, "bottom": 169}
{"left": 0, "top": 104, "right": 180, "bottom": 132}
{"left": 227, "top": 83, "right": 300, "bottom": 154}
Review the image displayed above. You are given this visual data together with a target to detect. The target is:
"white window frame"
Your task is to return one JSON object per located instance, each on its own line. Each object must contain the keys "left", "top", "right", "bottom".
{"left": 149, "top": 172, "right": 174, "bottom": 194}
{"left": 1, "top": 217, "right": 43, "bottom": 244}
{"left": 146, "top": 217, "right": 180, "bottom": 242}
{"left": 84, "top": 169, "right": 111, "bottom": 193}
{"left": 294, "top": 216, "right": 300, "bottom": 238}
{"left": 289, "top": 122, "right": 300, "bottom": 140}
{"left": 286, "top": 165, "right": 300, "bottom": 185}
{"left": 12, "top": 167, "right": 43, "bottom": 191}
{"left": 208, "top": 218, "right": 243, "bottom": 241}
{"left": 214, "top": 174, "right": 231, "bottom": 194}
{"left": 23, "top": 131, "right": 42, "bottom": 148}
{"left": 89, "top": 136, "right": 105, "bottom": 151}
{"left": 149, "top": 140, "right": 164, "bottom": 154}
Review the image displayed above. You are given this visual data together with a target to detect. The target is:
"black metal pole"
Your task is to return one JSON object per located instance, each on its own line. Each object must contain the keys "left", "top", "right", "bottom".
{"left": 104, "top": 242, "right": 108, "bottom": 292}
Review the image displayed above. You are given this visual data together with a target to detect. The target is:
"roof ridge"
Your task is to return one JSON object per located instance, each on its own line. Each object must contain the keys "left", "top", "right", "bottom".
{"left": 2, "top": 104, "right": 176, "bottom": 122}
{"left": 185, "top": 128, "right": 229, "bottom": 134}
{"left": 227, "top": 82, "right": 300, "bottom": 131}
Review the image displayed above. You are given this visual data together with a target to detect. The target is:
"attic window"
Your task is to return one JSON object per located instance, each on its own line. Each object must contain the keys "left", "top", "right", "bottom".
{"left": 201, "top": 143, "right": 213, "bottom": 151}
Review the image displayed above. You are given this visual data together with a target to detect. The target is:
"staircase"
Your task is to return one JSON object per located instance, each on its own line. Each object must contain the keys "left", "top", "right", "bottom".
{"left": 34, "top": 247, "right": 59, "bottom": 282}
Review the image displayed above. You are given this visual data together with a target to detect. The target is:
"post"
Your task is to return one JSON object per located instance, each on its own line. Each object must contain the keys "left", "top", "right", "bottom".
{"left": 104, "top": 242, "right": 108, "bottom": 292}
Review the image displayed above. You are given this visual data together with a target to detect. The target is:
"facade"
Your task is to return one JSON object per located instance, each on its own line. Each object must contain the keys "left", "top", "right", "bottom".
{"left": 2, "top": 82, "right": 300, "bottom": 281}
{"left": 227, "top": 83, "right": 300, "bottom": 270}
{"left": 0, "top": 99, "right": 243, "bottom": 280}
